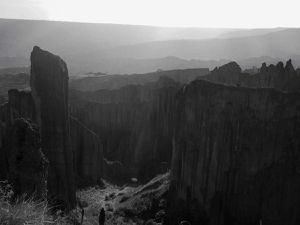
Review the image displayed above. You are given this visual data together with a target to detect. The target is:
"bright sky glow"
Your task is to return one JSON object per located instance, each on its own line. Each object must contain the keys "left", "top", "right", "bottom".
{"left": 1, "top": 0, "right": 300, "bottom": 28}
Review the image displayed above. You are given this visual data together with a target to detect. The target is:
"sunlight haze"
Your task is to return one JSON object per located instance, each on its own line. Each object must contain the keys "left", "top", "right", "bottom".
{"left": 1, "top": 0, "right": 300, "bottom": 28}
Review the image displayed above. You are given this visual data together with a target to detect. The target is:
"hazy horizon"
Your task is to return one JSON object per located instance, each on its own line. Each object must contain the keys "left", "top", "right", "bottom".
{"left": 1, "top": 0, "right": 300, "bottom": 28}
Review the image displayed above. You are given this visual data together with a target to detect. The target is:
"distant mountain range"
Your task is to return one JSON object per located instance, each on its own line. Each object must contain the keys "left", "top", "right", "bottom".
{"left": 104, "top": 29, "right": 300, "bottom": 60}
{"left": 0, "top": 19, "right": 299, "bottom": 74}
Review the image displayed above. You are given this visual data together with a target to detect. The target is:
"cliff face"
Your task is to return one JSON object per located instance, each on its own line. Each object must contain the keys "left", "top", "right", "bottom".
{"left": 0, "top": 91, "right": 47, "bottom": 198}
{"left": 30, "top": 46, "right": 75, "bottom": 209}
{"left": 202, "top": 60, "right": 300, "bottom": 92}
{"left": 7, "top": 118, "right": 48, "bottom": 198}
{"left": 170, "top": 80, "right": 300, "bottom": 225}
{"left": 70, "top": 117, "right": 103, "bottom": 187}
{"left": 70, "top": 77, "right": 178, "bottom": 181}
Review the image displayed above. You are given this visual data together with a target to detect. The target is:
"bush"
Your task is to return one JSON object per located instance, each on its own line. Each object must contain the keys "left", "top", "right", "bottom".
{"left": 0, "top": 196, "right": 49, "bottom": 225}
{"left": 0, "top": 180, "right": 71, "bottom": 225}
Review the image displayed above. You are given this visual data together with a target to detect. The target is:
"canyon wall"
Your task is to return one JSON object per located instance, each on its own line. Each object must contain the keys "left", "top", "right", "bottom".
{"left": 0, "top": 90, "right": 47, "bottom": 198}
{"left": 70, "top": 116, "right": 103, "bottom": 187}
{"left": 69, "top": 77, "right": 178, "bottom": 181}
{"left": 170, "top": 79, "right": 300, "bottom": 225}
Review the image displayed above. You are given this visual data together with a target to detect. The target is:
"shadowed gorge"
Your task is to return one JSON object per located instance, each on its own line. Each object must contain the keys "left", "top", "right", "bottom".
{"left": 0, "top": 41, "right": 300, "bottom": 224}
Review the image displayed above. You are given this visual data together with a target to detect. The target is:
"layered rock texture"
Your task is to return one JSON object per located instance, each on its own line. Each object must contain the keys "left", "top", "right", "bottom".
{"left": 0, "top": 89, "right": 47, "bottom": 198}
{"left": 69, "top": 77, "right": 178, "bottom": 181}
{"left": 70, "top": 117, "right": 103, "bottom": 186}
{"left": 30, "top": 46, "right": 76, "bottom": 208}
{"left": 170, "top": 80, "right": 300, "bottom": 225}
{"left": 7, "top": 118, "right": 48, "bottom": 198}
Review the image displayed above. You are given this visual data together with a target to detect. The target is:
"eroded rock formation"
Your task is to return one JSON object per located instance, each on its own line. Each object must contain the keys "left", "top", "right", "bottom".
{"left": 202, "top": 60, "right": 300, "bottom": 92}
{"left": 7, "top": 118, "right": 48, "bottom": 198}
{"left": 0, "top": 90, "right": 47, "bottom": 198}
{"left": 0, "top": 47, "right": 104, "bottom": 208}
{"left": 70, "top": 116, "right": 103, "bottom": 187}
{"left": 30, "top": 46, "right": 75, "bottom": 209}
{"left": 170, "top": 80, "right": 300, "bottom": 225}
{"left": 69, "top": 77, "right": 178, "bottom": 181}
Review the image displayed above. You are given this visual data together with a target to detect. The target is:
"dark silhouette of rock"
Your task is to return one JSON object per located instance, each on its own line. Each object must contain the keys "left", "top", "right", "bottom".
{"left": 70, "top": 116, "right": 103, "bottom": 186}
{"left": 170, "top": 80, "right": 300, "bottom": 225}
{"left": 0, "top": 72, "right": 30, "bottom": 105}
{"left": 0, "top": 47, "right": 104, "bottom": 207}
{"left": 0, "top": 89, "right": 37, "bottom": 182}
{"left": 7, "top": 118, "right": 48, "bottom": 198}
{"left": 30, "top": 46, "right": 75, "bottom": 209}
{"left": 7, "top": 89, "right": 36, "bottom": 124}
{"left": 202, "top": 60, "right": 300, "bottom": 92}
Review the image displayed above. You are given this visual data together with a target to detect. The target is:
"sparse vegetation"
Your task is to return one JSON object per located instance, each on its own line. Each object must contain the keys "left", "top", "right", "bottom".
{"left": 0, "top": 180, "right": 79, "bottom": 225}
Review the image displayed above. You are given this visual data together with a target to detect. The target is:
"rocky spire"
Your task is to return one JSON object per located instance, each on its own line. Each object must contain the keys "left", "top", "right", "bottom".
{"left": 285, "top": 59, "right": 295, "bottom": 74}
{"left": 30, "top": 46, "right": 75, "bottom": 209}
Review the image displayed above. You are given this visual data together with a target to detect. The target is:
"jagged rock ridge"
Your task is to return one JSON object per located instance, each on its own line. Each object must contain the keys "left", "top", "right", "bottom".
{"left": 202, "top": 60, "right": 300, "bottom": 92}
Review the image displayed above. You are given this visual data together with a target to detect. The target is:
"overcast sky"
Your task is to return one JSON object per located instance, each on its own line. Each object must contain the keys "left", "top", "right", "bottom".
{"left": 0, "top": 0, "right": 299, "bottom": 28}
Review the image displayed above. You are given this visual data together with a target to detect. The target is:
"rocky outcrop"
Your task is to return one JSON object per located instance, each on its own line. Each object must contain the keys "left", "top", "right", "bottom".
{"left": 70, "top": 117, "right": 103, "bottom": 187}
{"left": 0, "top": 73, "right": 30, "bottom": 105}
{"left": 7, "top": 118, "right": 48, "bottom": 198}
{"left": 170, "top": 80, "right": 300, "bottom": 225}
{"left": 7, "top": 89, "right": 36, "bottom": 124}
{"left": 0, "top": 89, "right": 37, "bottom": 180}
{"left": 0, "top": 88, "right": 47, "bottom": 198}
{"left": 202, "top": 60, "right": 300, "bottom": 92}
{"left": 0, "top": 47, "right": 105, "bottom": 206}
{"left": 0, "top": 47, "right": 106, "bottom": 207}
{"left": 30, "top": 46, "right": 75, "bottom": 209}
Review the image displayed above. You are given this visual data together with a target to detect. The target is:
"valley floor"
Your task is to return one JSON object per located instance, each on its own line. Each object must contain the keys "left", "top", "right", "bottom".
{"left": 75, "top": 172, "right": 169, "bottom": 225}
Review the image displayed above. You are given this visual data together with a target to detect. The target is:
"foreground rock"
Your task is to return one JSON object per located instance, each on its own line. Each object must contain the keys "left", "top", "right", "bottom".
{"left": 0, "top": 47, "right": 104, "bottom": 208}
{"left": 7, "top": 118, "right": 48, "bottom": 198}
{"left": 170, "top": 80, "right": 300, "bottom": 225}
{"left": 0, "top": 89, "right": 47, "bottom": 198}
{"left": 30, "top": 46, "right": 76, "bottom": 209}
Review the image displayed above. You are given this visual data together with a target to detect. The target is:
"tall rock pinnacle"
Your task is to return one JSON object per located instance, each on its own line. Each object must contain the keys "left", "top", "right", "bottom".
{"left": 30, "top": 46, "right": 75, "bottom": 209}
